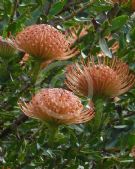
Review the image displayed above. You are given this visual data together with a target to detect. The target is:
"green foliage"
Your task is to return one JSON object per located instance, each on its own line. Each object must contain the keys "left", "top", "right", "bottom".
{"left": 49, "top": 0, "right": 67, "bottom": 16}
{"left": 0, "top": 0, "right": 135, "bottom": 168}
{"left": 110, "top": 15, "right": 129, "bottom": 31}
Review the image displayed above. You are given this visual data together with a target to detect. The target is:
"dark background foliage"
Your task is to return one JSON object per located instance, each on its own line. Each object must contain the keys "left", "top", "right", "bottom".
{"left": 0, "top": 0, "right": 135, "bottom": 168}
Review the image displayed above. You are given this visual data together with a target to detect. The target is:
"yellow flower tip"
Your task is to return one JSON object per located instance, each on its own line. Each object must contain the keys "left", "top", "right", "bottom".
{"left": 65, "top": 57, "right": 135, "bottom": 98}
{"left": 15, "top": 24, "right": 79, "bottom": 62}
{"left": 18, "top": 88, "right": 95, "bottom": 124}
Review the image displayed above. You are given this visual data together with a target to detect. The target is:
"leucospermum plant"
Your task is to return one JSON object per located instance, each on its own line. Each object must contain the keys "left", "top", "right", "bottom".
{"left": 19, "top": 88, "right": 94, "bottom": 124}
{"left": 0, "top": 36, "right": 16, "bottom": 58}
{"left": 65, "top": 56, "right": 135, "bottom": 99}
{"left": 0, "top": 35, "right": 19, "bottom": 86}
{"left": 15, "top": 24, "right": 94, "bottom": 138}
{"left": 1, "top": 0, "right": 135, "bottom": 168}
{"left": 14, "top": 24, "right": 80, "bottom": 68}
{"left": 65, "top": 56, "right": 135, "bottom": 129}
{"left": 16, "top": 23, "right": 135, "bottom": 142}
{"left": 18, "top": 88, "right": 95, "bottom": 142}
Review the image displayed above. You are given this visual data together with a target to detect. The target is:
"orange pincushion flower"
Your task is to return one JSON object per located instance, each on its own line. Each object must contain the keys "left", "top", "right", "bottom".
{"left": 0, "top": 36, "right": 16, "bottom": 58}
{"left": 15, "top": 24, "right": 79, "bottom": 62}
{"left": 18, "top": 88, "right": 94, "bottom": 124}
{"left": 65, "top": 57, "right": 135, "bottom": 98}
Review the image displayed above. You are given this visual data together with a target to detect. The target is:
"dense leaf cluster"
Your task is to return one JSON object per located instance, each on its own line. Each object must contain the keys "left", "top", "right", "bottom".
{"left": 0, "top": 0, "right": 135, "bottom": 168}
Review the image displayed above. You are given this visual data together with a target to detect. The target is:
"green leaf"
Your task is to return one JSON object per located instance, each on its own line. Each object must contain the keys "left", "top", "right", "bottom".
{"left": 127, "top": 134, "right": 135, "bottom": 147}
{"left": 113, "top": 125, "right": 128, "bottom": 129}
{"left": 130, "top": 26, "right": 135, "bottom": 41}
{"left": 99, "top": 36, "right": 112, "bottom": 58}
{"left": 93, "top": 4, "right": 112, "bottom": 12}
{"left": 120, "top": 159, "right": 134, "bottom": 163}
{"left": 49, "top": 0, "right": 67, "bottom": 16}
{"left": 110, "top": 15, "right": 129, "bottom": 31}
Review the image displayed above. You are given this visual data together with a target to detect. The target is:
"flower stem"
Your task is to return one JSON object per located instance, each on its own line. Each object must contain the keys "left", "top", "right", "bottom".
{"left": 93, "top": 98, "right": 105, "bottom": 130}
{"left": 31, "top": 58, "right": 42, "bottom": 84}
{"left": 47, "top": 122, "right": 59, "bottom": 147}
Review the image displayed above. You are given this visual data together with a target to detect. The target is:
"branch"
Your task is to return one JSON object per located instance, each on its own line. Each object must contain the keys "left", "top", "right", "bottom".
{"left": 49, "top": 0, "right": 96, "bottom": 25}
{"left": 56, "top": 0, "right": 84, "bottom": 16}
{"left": 63, "top": 0, "right": 96, "bottom": 21}
{"left": 112, "top": 111, "right": 135, "bottom": 123}
{"left": 44, "top": 1, "right": 52, "bottom": 16}
{"left": 0, "top": 114, "right": 28, "bottom": 138}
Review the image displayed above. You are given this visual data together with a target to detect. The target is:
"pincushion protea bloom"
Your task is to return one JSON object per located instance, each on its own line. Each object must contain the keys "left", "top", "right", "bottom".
{"left": 15, "top": 24, "right": 79, "bottom": 63}
{"left": 18, "top": 88, "right": 94, "bottom": 124}
{"left": 65, "top": 57, "right": 135, "bottom": 98}
{"left": 0, "top": 36, "right": 16, "bottom": 58}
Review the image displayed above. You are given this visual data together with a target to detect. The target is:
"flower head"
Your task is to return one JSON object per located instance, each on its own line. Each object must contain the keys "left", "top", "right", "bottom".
{"left": 15, "top": 24, "right": 79, "bottom": 63}
{"left": 65, "top": 57, "right": 135, "bottom": 98}
{"left": 18, "top": 88, "right": 94, "bottom": 124}
{"left": 0, "top": 36, "right": 16, "bottom": 58}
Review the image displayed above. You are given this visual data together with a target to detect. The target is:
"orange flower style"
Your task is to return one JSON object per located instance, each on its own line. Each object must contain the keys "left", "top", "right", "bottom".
{"left": 65, "top": 57, "right": 135, "bottom": 98}
{"left": 18, "top": 88, "right": 95, "bottom": 124}
{"left": 65, "top": 25, "right": 89, "bottom": 45}
{"left": 19, "top": 53, "right": 30, "bottom": 65}
{"left": 15, "top": 24, "right": 79, "bottom": 63}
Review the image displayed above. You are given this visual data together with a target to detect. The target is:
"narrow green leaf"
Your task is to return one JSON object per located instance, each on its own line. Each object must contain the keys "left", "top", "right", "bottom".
{"left": 110, "top": 15, "right": 129, "bottom": 31}
{"left": 130, "top": 26, "right": 135, "bottom": 41}
{"left": 49, "top": 0, "right": 67, "bottom": 16}
{"left": 99, "top": 37, "right": 112, "bottom": 58}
